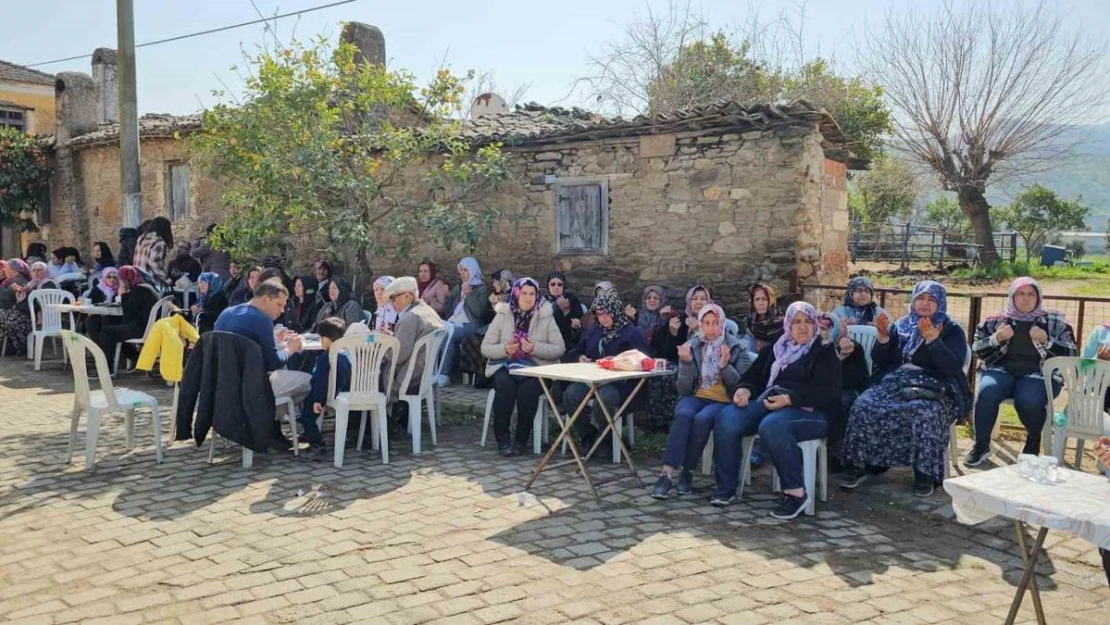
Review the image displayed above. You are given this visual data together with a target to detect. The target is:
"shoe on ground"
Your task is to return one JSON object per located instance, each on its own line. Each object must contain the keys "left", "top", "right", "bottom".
{"left": 675, "top": 470, "right": 693, "bottom": 496}
{"left": 964, "top": 444, "right": 992, "bottom": 467}
{"left": 912, "top": 472, "right": 935, "bottom": 497}
{"left": 770, "top": 492, "right": 810, "bottom": 520}
{"left": 511, "top": 441, "right": 529, "bottom": 456}
{"left": 838, "top": 466, "right": 869, "bottom": 490}
{"left": 435, "top": 375, "right": 451, "bottom": 387}
{"left": 497, "top": 444, "right": 515, "bottom": 457}
{"left": 710, "top": 490, "right": 735, "bottom": 507}
{"left": 296, "top": 444, "right": 327, "bottom": 462}
{"left": 651, "top": 473, "right": 674, "bottom": 499}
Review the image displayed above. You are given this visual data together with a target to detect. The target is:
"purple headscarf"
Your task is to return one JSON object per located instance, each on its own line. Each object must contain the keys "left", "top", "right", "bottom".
{"left": 510, "top": 277, "right": 541, "bottom": 337}
{"left": 767, "top": 301, "right": 819, "bottom": 388}
{"left": 697, "top": 304, "right": 727, "bottom": 390}
{"left": 97, "top": 267, "right": 120, "bottom": 301}
{"left": 895, "top": 280, "right": 949, "bottom": 360}
{"left": 1004, "top": 276, "right": 1046, "bottom": 323}
{"left": 684, "top": 284, "right": 713, "bottom": 318}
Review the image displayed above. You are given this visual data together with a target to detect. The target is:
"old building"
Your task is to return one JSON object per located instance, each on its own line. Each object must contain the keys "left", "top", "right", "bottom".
{"left": 38, "top": 25, "right": 856, "bottom": 308}
{"left": 0, "top": 59, "right": 55, "bottom": 135}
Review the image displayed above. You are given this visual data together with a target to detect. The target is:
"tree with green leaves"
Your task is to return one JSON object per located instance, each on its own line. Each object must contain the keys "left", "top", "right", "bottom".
{"left": 996, "top": 185, "right": 1090, "bottom": 263}
{"left": 848, "top": 155, "right": 918, "bottom": 226}
{"left": 922, "top": 195, "right": 972, "bottom": 235}
{"left": 190, "top": 35, "right": 511, "bottom": 271}
{"left": 0, "top": 126, "right": 50, "bottom": 233}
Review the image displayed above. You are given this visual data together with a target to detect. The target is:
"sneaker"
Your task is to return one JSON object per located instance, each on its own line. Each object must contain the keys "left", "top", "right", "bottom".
{"left": 675, "top": 470, "right": 693, "bottom": 496}
{"left": 296, "top": 444, "right": 327, "bottom": 462}
{"left": 435, "top": 375, "right": 451, "bottom": 387}
{"left": 838, "top": 466, "right": 869, "bottom": 490}
{"left": 710, "top": 491, "right": 735, "bottom": 507}
{"left": 770, "top": 493, "right": 811, "bottom": 520}
{"left": 964, "top": 444, "right": 992, "bottom": 467}
{"left": 912, "top": 471, "right": 935, "bottom": 497}
{"left": 651, "top": 473, "right": 674, "bottom": 499}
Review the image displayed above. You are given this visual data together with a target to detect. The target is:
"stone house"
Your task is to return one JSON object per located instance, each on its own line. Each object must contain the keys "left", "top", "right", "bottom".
{"left": 37, "top": 27, "right": 856, "bottom": 310}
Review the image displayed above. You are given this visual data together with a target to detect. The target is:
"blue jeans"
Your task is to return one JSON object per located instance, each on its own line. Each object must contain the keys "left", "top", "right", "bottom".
{"left": 660, "top": 396, "right": 729, "bottom": 470}
{"left": 437, "top": 321, "right": 475, "bottom": 377}
{"left": 974, "top": 369, "right": 1055, "bottom": 454}
{"left": 298, "top": 400, "right": 323, "bottom": 447}
{"left": 714, "top": 389, "right": 828, "bottom": 494}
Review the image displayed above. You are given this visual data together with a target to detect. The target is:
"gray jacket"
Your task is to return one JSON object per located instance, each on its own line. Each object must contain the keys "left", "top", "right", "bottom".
{"left": 443, "top": 282, "right": 495, "bottom": 334}
{"left": 392, "top": 299, "right": 445, "bottom": 398}
{"left": 676, "top": 333, "right": 753, "bottom": 398}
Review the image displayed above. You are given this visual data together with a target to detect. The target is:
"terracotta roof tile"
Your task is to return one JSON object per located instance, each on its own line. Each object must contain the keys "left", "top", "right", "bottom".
{"left": 0, "top": 60, "right": 55, "bottom": 87}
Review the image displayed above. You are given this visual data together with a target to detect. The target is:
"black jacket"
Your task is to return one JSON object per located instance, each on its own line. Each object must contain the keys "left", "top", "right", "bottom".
{"left": 196, "top": 291, "right": 229, "bottom": 335}
{"left": 739, "top": 341, "right": 843, "bottom": 419}
{"left": 175, "top": 331, "right": 276, "bottom": 452}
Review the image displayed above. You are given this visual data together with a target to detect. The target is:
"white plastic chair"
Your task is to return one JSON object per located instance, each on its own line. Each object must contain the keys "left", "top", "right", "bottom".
{"left": 481, "top": 388, "right": 549, "bottom": 454}
{"left": 1042, "top": 357, "right": 1110, "bottom": 470}
{"left": 114, "top": 296, "right": 174, "bottom": 373}
{"left": 180, "top": 283, "right": 201, "bottom": 312}
{"left": 397, "top": 328, "right": 448, "bottom": 454}
{"left": 28, "top": 289, "right": 76, "bottom": 371}
{"left": 736, "top": 434, "right": 826, "bottom": 516}
{"left": 328, "top": 333, "right": 399, "bottom": 467}
{"left": 945, "top": 345, "right": 974, "bottom": 477}
{"left": 846, "top": 325, "right": 878, "bottom": 376}
{"left": 59, "top": 330, "right": 164, "bottom": 471}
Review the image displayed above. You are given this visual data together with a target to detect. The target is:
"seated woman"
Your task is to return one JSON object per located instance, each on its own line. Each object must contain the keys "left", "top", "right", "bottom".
{"left": 91, "top": 241, "right": 116, "bottom": 272}
{"left": 287, "top": 275, "right": 320, "bottom": 333}
{"left": 481, "top": 277, "right": 566, "bottom": 456}
{"left": 313, "top": 260, "right": 334, "bottom": 305}
{"left": 832, "top": 276, "right": 888, "bottom": 326}
{"left": 841, "top": 280, "right": 971, "bottom": 496}
{"left": 48, "top": 247, "right": 81, "bottom": 277}
{"left": 652, "top": 304, "right": 753, "bottom": 501}
{"left": 437, "top": 257, "right": 494, "bottom": 386}
{"left": 192, "top": 272, "right": 228, "bottom": 335}
{"left": 712, "top": 302, "right": 841, "bottom": 518}
{"left": 634, "top": 285, "right": 668, "bottom": 344}
{"left": 371, "top": 276, "right": 398, "bottom": 332}
{"left": 85, "top": 267, "right": 120, "bottom": 344}
{"left": 562, "top": 292, "right": 649, "bottom": 451}
{"left": 743, "top": 283, "right": 784, "bottom": 353}
{"left": 0, "top": 261, "right": 49, "bottom": 355}
{"left": 0, "top": 259, "right": 31, "bottom": 312}
{"left": 316, "top": 277, "right": 363, "bottom": 326}
{"left": 490, "top": 269, "right": 515, "bottom": 306}
{"left": 98, "top": 266, "right": 158, "bottom": 374}
{"left": 967, "top": 277, "right": 1075, "bottom": 465}
{"left": 134, "top": 217, "right": 174, "bottom": 286}
{"left": 817, "top": 312, "right": 870, "bottom": 470}
{"left": 24, "top": 243, "right": 47, "bottom": 265}
{"left": 417, "top": 261, "right": 450, "bottom": 318}
{"left": 543, "top": 271, "right": 583, "bottom": 351}
{"left": 228, "top": 266, "right": 262, "bottom": 306}
{"left": 653, "top": 284, "right": 713, "bottom": 361}
{"left": 167, "top": 241, "right": 202, "bottom": 287}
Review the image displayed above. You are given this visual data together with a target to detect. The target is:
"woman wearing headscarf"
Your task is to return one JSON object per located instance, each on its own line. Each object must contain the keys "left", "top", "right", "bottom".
{"left": 366, "top": 275, "right": 397, "bottom": 333}
{"left": 562, "top": 291, "right": 650, "bottom": 451}
{"left": 91, "top": 242, "right": 116, "bottom": 272}
{"left": 0, "top": 261, "right": 49, "bottom": 355}
{"left": 832, "top": 276, "right": 888, "bottom": 326}
{"left": 743, "top": 283, "right": 784, "bottom": 353}
{"left": 0, "top": 259, "right": 31, "bottom": 311}
{"left": 841, "top": 281, "right": 971, "bottom": 497}
{"left": 652, "top": 284, "right": 713, "bottom": 362}
{"left": 481, "top": 277, "right": 566, "bottom": 456}
{"left": 593, "top": 280, "right": 618, "bottom": 298}
{"left": 85, "top": 267, "right": 120, "bottom": 345}
{"left": 134, "top": 216, "right": 174, "bottom": 286}
{"left": 316, "top": 276, "right": 363, "bottom": 326}
{"left": 652, "top": 304, "right": 754, "bottom": 501}
{"left": 437, "top": 257, "right": 494, "bottom": 386}
{"left": 713, "top": 302, "right": 842, "bottom": 518}
{"left": 817, "top": 311, "right": 871, "bottom": 471}
{"left": 192, "top": 272, "right": 228, "bottom": 335}
{"left": 98, "top": 266, "right": 158, "bottom": 374}
{"left": 288, "top": 275, "right": 320, "bottom": 333}
{"left": 490, "top": 269, "right": 515, "bottom": 306}
{"left": 635, "top": 285, "right": 668, "bottom": 344}
{"left": 543, "top": 271, "right": 583, "bottom": 350}
{"left": 967, "top": 277, "right": 1075, "bottom": 466}
{"left": 417, "top": 260, "right": 450, "bottom": 317}
{"left": 167, "top": 240, "right": 202, "bottom": 286}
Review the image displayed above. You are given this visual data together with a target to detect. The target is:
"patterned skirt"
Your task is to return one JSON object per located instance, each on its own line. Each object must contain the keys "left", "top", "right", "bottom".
{"left": 843, "top": 367, "right": 957, "bottom": 483}
{"left": 0, "top": 308, "right": 33, "bottom": 354}
{"left": 645, "top": 374, "right": 680, "bottom": 433}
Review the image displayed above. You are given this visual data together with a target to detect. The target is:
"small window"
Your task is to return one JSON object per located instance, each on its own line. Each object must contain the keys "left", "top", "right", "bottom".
{"left": 167, "top": 162, "right": 191, "bottom": 221}
{"left": 0, "top": 108, "right": 26, "bottom": 132}
{"left": 555, "top": 178, "right": 609, "bottom": 255}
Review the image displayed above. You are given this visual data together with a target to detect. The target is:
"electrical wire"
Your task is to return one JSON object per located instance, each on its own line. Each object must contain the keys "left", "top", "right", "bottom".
{"left": 25, "top": 0, "right": 357, "bottom": 67}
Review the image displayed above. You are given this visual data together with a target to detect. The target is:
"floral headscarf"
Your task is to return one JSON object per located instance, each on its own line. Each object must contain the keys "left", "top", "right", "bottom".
{"left": 117, "top": 265, "right": 144, "bottom": 289}
{"left": 638, "top": 286, "right": 666, "bottom": 331}
{"left": 509, "top": 277, "right": 541, "bottom": 351}
{"left": 594, "top": 280, "right": 617, "bottom": 297}
{"left": 895, "top": 280, "right": 950, "bottom": 360}
{"left": 591, "top": 291, "right": 631, "bottom": 345}
{"left": 198, "top": 272, "right": 223, "bottom": 307}
{"left": 17, "top": 262, "right": 50, "bottom": 302}
{"left": 458, "top": 257, "right": 484, "bottom": 287}
{"left": 684, "top": 284, "right": 713, "bottom": 318}
{"left": 747, "top": 283, "right": 783, "bottom": 343}
{"left": 97, "top": 267, "right": 120, "bottom": 301}
{"left": 697, "top": 304, "right": 727, "bottom": 390}
{"left": 2, "top": 258, "right": 30, "bottom": 287}
{"left": 768, "top": 301, "right": 820, "bottom": 388}
{"left": 817, "top": 311, "right": 842, "bottom": 344}
{"left": 1004, "top": 277, "right": 1046, "bottom": 323}
{"left": 842, "top": 276, "right": 881, "bottom": 323}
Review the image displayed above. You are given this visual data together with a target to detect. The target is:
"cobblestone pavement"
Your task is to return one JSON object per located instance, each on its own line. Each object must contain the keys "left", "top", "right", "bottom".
{"left": 1, "top": 353, "right": 1108, "bottom": 625}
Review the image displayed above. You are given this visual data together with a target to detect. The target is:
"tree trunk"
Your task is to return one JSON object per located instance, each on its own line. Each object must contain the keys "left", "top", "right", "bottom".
{"left": 957, "top": 186, "right": 1000, "bottom": 265}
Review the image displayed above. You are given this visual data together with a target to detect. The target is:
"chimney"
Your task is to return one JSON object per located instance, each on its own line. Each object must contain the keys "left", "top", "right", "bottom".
{"left": 91, "top": 48, "right": 119, "bottom": 125}
{"left": 54, "top": 72, "right": 99, "bottom": 144}
{"left": 341, "top": 22, "right": 385, "bottom": 68}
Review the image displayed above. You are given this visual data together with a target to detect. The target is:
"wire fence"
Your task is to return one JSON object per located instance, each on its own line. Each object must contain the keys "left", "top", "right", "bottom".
{"left": 850, "top": 221, "right": 1019, "bottom": 269}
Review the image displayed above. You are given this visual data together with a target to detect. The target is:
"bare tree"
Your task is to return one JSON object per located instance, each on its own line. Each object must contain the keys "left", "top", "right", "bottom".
{"left": 861, "top": 0, "right": 1106, "bottom": 264}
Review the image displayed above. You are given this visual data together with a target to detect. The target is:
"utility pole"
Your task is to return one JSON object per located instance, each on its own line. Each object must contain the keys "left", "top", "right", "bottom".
{"left": 117, "top": 0, "right": 141, "bottom": 228}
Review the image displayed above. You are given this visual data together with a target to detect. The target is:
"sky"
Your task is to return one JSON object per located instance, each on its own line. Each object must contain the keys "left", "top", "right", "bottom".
{"left": 3, "top": 0, "right": 1108, "bottom": 118}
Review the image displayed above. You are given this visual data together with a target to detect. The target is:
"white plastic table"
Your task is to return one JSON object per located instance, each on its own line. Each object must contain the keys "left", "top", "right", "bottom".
{"left": 511, "top": 362, "right": 675, "bottom": 500}
{"left": 944, "top": 465, "right": 1110, "bottom": 624}
{"left": 51, "top": 303, "right": 123, "bottom": 317}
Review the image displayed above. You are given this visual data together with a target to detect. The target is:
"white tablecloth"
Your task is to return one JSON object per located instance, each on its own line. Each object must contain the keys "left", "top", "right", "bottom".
{"left": 944, "top": 465, "right": 1110, "bottom": 548}
{"left": 509, "top": 362, "right": 675, "bottom": 384}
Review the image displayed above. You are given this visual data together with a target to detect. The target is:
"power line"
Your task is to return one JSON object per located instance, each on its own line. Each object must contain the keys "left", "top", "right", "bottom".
{"left": 25, "top": 0, "right": 357, "bottom": 67}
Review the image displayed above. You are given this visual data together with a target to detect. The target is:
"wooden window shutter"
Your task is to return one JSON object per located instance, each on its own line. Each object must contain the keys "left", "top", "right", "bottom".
{"left": 555, "top": 179, "right": 608, "bottom": 254}
{"left": 169, "top": 163, "right": 191, "bottom": 221}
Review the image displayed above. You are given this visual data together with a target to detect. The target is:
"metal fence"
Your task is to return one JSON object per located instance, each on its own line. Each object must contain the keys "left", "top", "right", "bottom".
{"left": 849, "top": 221, "right": 1019, "bottom": 269}
{"left": 800, "top": 283, "right": 1110, "bottom": 384}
